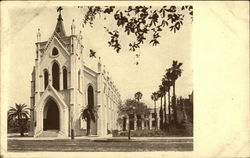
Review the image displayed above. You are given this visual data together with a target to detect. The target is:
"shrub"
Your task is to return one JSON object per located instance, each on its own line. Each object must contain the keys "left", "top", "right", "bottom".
{"left": 112, "top": 130, "right": 119, "bottom": 137}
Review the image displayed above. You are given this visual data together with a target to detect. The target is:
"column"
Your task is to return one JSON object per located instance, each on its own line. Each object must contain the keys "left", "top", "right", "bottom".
{"left": 157, "top": 111, "right": 160, "bottom": 130}
{"left": 134, "top": 114, "right": 137, "bottom": 130}
{"left": 126, "top": 116, "right": 129, "bottom": 131}
{"left": 149, "top": 113, "right": 152, "bottom": 130}
{"left": 141, "top": 114, "right": 144, "bottom": 130}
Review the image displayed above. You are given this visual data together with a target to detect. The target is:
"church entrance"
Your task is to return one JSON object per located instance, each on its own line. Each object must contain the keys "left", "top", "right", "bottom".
{"left": 43, "top": 99, "right": 60, "bottom": 130}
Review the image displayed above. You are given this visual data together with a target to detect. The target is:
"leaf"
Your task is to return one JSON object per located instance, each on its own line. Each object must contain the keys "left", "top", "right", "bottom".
{"left": 175, "top": 22, "right": 180, "bottom": 30}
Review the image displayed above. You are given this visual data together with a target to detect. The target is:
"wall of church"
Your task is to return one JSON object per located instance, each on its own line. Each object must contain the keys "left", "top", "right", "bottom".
{"left": 101, "top": 73, "right": 121, "bottom": 133}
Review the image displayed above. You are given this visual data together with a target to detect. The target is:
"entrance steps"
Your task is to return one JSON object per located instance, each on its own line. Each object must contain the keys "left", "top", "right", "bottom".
{"left": 37, "top": 130, "right": 61, "bottom": 137}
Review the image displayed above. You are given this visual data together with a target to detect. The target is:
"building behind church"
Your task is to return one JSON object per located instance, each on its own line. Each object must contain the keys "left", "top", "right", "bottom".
{"left": 29, "top": 9, "right": 121, "bottom": 137}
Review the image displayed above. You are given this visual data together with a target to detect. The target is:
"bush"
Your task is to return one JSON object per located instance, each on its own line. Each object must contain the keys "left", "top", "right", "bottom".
{"left": 114, "top": 126, "right": 193, "bottom": 137}
{"left": 112, "top": 130, "right": 119, "bottom": 137}
{"left": 107, "top": 129, "right": 112, "bottom": 134}
{"left": 8, "top": 119, "right": 30, "bottom": 133}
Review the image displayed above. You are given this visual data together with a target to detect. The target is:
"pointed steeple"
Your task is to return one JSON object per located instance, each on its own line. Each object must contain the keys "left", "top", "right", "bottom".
{"left": 37, "top": 28, "right": 41, "bottom": 42}
{"left": 54, "top": 6, "right": 66, "bottom": 37}
{"left": 71, "top": 19, "right": 76, "bottom": 35}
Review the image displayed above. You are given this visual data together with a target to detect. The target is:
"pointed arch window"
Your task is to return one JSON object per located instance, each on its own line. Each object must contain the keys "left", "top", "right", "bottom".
{"left": 52, "top": 47, "right": 59, "bottom": 56}
{"left": 44, "top": 69, "right": 49, "bottom": 90}
{"left": 63, "top": 68, "right": 67, "bottom": 89}
{"left": 52, "top": 62, "right": 60, "bottom": 90}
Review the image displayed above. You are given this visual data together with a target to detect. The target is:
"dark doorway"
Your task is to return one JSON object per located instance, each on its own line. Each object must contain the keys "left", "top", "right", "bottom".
{"left": 87, "top": 86, "right": 94, "bottom": 108}
{"left": 44, "top": 99, "right": 60, "bottom": 130}
{"left": 123, "top": 117, "right": 127, "bottom": 131}
{"left": 87, "top": 85, "right": 96, "bottom": 135}
{"left": 129, "top": 114, "right": 134, "bottom": 130}
{"left": 137, "top": 115, "right": 142, "bottom": 130}
{"left": 52, "top": 62, "right": 60, "bottom": 90}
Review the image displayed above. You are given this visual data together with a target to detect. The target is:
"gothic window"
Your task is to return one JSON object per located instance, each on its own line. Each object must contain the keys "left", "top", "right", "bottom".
{"left": 87, "top": 85, "right": 94, "bottom": 108}
{"left": 63, "top": 68, "right": 67, "bottom": 89}
{"left": 52, "top": 62, "right": 60, "bottom": 90}
{"left": 52, "top": 47, "right": 59, "bottom": 56}
{"left": 78, "top": 70, "right": 81, "bottom": 90}
{"left": 44, "top": 69, "right": 49, "bottom": 89}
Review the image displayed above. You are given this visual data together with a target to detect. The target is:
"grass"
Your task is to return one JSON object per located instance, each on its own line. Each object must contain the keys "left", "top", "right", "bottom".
{"left": 8, "top": 139, "right": 193, "bottom": 152}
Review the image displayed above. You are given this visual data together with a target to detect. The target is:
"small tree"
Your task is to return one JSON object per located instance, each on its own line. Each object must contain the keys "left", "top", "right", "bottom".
{"left": 80, "top": 105, "right": 97, "bottom": 136}
{"left": 134, "top": 91, "right": 143, "bottom": 102}
{"left": 166, "top": 60, "right": 183, "bottom": 124}
{"left": 157, "top": 85, "right": 165, "bottom": 130}
{"left": 151, "top": 92, "right": 158, "bottom": 130}
{"left": 118, "top": 99, "right": 150, "bottom": 139}
{"left": 8, "top": 103, "right": 30, "bottom": 136}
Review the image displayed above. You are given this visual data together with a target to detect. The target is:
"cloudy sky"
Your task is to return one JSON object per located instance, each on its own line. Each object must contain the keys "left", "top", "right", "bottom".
{"left": 5, "top": 5, "right": 193, "bottom": 108}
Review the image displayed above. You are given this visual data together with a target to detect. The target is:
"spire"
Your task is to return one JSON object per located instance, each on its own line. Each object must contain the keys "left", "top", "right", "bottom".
{"left": 71, "top": 19, "right": 76, "bottom": 35}
{"left": 78, "top": 30, "right": 83, "bottom": 43}
{"left": 54, "top": 6, "right": 66, "bottom": 37}
{"left": 57, "top": 6, "right": 63, "bottom": 21}
{"left": 37, "top": 28, "right": 41, "bottom": 42}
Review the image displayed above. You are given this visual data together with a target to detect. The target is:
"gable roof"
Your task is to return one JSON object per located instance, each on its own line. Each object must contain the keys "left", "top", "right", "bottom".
{"left": 36, "top": 84, "right": 69, "bottom": 111}
{"left": 39, "top": 12, "right": 71, "bottom": 53}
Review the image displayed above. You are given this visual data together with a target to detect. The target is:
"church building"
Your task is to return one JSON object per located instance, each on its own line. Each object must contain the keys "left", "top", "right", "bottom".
{"left": 29, "top": 8, "right": 121, "bottom": 137}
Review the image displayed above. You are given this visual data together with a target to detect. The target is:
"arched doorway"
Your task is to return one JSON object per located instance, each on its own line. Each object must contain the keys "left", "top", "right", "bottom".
{"left": 43, "top": 99, "right": 60, "bottom": 130}
{"left": 52, "top": 62, "right": 60, "bottom": 90}
{"left": 88, "top": 86, "right": 94, "bottom": 108}
{"left": 86, "top": 85, "right": 97, "bottom": 135}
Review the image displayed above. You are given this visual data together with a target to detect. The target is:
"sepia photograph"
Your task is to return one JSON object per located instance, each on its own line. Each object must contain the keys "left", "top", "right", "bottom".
{"left": 5, "top": 4, "right": 193, "bottom": 152}
{"left": 0, "top": 1, "right": 249, "bottom": 158}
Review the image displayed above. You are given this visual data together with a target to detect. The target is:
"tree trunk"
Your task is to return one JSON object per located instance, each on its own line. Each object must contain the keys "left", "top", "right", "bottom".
{"left": 128, "top": 118, "right": 131, "bottom": 140}
{"left": 154, "top": 101, "right": 157, "bottom": 130}
{"left": 164, "top": 93, "right": 167, "bottom": 130}
{"left": 87, "top": 117, "right": 91, "bottom": 136}
{"left": 18, "top": 115, "right": 24, "bottom": 137}
{"left": 172, "top": 82, "right": 177, "bottom": 125}
{"left": 160, "top": 97, "right": 163, "bottom": 130}
{"left": 168, "top": 89, "right": 171, "bottom": 128}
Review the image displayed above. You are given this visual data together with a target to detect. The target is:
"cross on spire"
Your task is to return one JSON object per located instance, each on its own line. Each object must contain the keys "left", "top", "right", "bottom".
{"left": 57, "top": 6, "right": 63, "bottom": 21}
{"left": 57, "top": 6, "right": 63, "bottom": 14}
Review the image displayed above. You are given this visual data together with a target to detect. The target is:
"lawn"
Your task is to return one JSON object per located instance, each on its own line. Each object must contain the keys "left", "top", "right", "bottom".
{"left": 8, "top": 139, "right": 193, "bottom": 152}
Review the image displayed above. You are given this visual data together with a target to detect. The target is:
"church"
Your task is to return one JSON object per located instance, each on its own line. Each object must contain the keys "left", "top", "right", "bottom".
{"left": 29, "top": 8, "right": 121, "bottom": 137}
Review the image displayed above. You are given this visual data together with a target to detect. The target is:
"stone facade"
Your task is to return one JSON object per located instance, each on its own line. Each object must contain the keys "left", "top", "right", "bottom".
{"left": 29, "top": 10, "right": 121, "bottom": 137}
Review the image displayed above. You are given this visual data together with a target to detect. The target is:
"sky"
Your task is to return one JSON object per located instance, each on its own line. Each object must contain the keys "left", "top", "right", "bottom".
{"left": 6, "top": 5, "right": 193, "bottom": 108}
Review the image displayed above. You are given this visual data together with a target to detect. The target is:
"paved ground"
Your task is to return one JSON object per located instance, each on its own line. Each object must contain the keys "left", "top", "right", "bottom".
{"left": 8, "top": 137, "right": 193, "bottom": 152}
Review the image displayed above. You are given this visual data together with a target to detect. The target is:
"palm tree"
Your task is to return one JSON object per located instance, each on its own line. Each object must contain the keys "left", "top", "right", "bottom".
{"left": 158, "top": 85, "right": 165, "bottom": 130}
{"left": 134, "top": 91, "right": 143, "bottom": 102}
{"left": 163, "top": 73, "right": 173, "bottom": 128}
{"left": 162, "top": 76, "right": 172, "bottom": 129}
{"left": 8, "top": 103, "right": 30, "bottom": 136}
{"left": 151, "top": 92, "right": 158, "bottom": 130}
{"left": 167, "top": 60, "right": 183, "bottom": 124}
{"left": 80, "top": 105, "right": 97, "bottom": 136}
